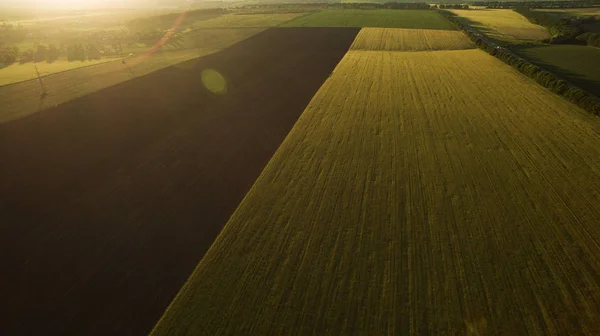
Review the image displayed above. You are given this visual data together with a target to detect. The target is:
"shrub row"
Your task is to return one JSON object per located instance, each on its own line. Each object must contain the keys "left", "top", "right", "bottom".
{"left": 514, "top": 6, "right": 582, "bottom": 39}
{"left": 576, "top": 31, "right": 600, "bottom": 47}
{"left": 436, "top": 4, "right": 470, "bottom": 9}
{"left": 471, "top": 1, "right": 600, "bottom": 9}
{"left": 241, "top": 2, "right": 432, "bottom": 10}
{"left": 438, "top": 10, "right": 600, "bottom": 115}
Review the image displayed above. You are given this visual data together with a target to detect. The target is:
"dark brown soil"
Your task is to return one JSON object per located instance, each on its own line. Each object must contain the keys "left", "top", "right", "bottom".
{"left": 0, "top": 27, "right": 359, "bottom": 335}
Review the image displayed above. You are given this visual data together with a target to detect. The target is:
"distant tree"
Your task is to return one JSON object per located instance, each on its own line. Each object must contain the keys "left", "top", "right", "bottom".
{"left": 0, "top": 46, "right": 19, "bottom": 67}
{"left": 67, "top": 44, "right": 86, "bottom": 61}
{"left": 46, "top": 44, "right": 59, "bottom": 63}
{"left": 86, "top": 44, "right": 101, "bottom": 60}
{"left": 19, "top": 48, "right": 34, "bottom": 63}
{"left": 34, "top": 44, "right": 48, "bottom": 62}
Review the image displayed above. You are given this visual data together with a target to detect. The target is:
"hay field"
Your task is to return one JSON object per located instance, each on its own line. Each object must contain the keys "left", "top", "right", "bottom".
{"left": 450, "top": 9, "right": 550, "bottom": 42}
{"left": 350, "top": 28, "right": 474, "bottom": 51}
{"left": 153, "top": 48, "right": 600, "bottom": 334}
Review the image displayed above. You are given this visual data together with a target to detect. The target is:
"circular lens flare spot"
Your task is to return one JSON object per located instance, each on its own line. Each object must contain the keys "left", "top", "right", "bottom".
{"left": 202, "top": 69, "right": 226, "bottom": 95}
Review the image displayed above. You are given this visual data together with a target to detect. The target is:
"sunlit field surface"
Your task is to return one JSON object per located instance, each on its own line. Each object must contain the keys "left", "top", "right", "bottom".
{"left": 154, "top": 32, "right": 600, "bottom": 335}
{"left": 350, "top": 28, "right": 474, "bottom": 51}
{"left": 450, "top": 9, "right": 550, "bottom": 42}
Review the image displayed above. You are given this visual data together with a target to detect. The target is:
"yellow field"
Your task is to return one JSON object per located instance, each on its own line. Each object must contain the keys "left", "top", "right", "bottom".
{"left": 154, "top": 48, "right": 600, "bottom": 334}
{"left": 350, "top": 28, "right": 474, "bottom": 51}
{"left": 450, "top": 9, "right": 550, "bottom": 41}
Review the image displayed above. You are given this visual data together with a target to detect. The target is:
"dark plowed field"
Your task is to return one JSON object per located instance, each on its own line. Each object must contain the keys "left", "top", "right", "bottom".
{"left": 0, "top": 27, "right": 359, "bottom": 335}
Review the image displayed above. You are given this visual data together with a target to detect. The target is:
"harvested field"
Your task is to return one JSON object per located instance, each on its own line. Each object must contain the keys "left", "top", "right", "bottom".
{"left": 154, "top": 49, "right": 600, "bottom": 334}
{"left": 350, "top": 28, "right": 474, "bottom": 51}
{"left": 0, "top": 28, "right": 265, "bottom": 123}
{"left": 0, "top": 27, "right": 360, "bottom": 335}
{"left": 450, "top": 9, "right": 550, "bottom": 42}
{"left": 283, "top": 9, "right": 456, "bottom": 30}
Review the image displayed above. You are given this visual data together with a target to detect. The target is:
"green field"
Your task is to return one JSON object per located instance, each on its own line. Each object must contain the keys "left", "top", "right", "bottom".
{"left": 513, "top": 45, "right": 600, "bottom": 96}
{"left": 282, "top": 10, "right": 456, "bottom": 29}
{"left": 153, "top": 32, "right": 600, "bottom": 334}
{"left": 191, "top": 13, "right": 307, "bottom": 28}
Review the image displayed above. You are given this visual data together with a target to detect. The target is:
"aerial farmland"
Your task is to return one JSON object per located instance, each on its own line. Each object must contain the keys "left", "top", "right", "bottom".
{"left": 1, "top": 2, "right": 600, "bottom": 335}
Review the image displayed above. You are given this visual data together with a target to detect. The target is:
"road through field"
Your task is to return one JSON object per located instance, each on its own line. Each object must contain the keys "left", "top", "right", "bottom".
{"left": 0, "top": 27, "right": 359, "bottom": 335}
{"left": 155, "top": 47, "right": 600, "bottom": 334}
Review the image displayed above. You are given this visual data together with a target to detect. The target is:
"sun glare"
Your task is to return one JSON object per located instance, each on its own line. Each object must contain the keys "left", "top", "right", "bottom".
{"left": 36, "top": 0, "right": 106, "bottom": 8}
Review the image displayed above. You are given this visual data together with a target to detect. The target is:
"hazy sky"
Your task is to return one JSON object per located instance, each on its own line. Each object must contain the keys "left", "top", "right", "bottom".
{"left": 0, "top": 0, "right": 189, "bottom": 9}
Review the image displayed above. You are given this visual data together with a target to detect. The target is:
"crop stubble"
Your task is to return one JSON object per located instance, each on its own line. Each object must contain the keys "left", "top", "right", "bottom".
{"left": 350, "top": 28, "right": 474, "bottom": 51}
{"left": 155, "top": 49, "right": 600, "bottom": 334}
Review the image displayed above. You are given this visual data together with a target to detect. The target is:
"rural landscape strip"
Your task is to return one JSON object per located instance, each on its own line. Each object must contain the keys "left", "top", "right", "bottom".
{"left": 0, "top": 28, "right": 266, "bottom": 123}
{"left": 439, "top": 10, "right": 600, "bottom": 115}
{"left": 153, "top": 29, "right": 600, "bottom": 334}
{"left": 0, "top": 27, "right": 359, "bottom": 335}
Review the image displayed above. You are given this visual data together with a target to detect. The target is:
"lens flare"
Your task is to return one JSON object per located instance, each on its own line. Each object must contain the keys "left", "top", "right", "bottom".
{"left": 202, "top": 69, "right": 227, "bottom": 95}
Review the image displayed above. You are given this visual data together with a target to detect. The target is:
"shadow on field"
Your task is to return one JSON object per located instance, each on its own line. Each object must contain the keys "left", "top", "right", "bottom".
{"left": 511, "top": 47, "right": 600, "bottom": 97}
{"left": 0, "top": 27, "right": 359, "bottom": 335}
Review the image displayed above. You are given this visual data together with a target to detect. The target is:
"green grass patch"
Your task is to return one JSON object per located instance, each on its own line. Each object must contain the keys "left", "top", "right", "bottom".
{"left": 192, "top": 13, "right": 308, "bottom": 28}
{"left": 282, "top": 9, "right": 455, "bottom": 29}
{"left": 513, "top": 45, "right": 600, "bottom": 97}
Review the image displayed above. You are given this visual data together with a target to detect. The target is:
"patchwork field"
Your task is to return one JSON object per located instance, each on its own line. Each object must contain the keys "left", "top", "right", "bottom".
{"left": 0, "top": 28, "right": 264, "bottom": 123}
{"left": 0, "top": 12, "right": 306, "bottom": 111}
{"left": 450, "top": 9, "right": 550, "bottom": 43}
{"left": 154, "top": 46, "right": 600, "bottom": 334}
{"left": 283, "top": 9, "right": 456, "bottom": 29}
{"left": 3, "top": 7, "right": 600, "bottom": 336}
{"left": 350, "top": 28, "right": 474, "bottom": 51}
{"left": 0, "top": 27, "right": 359, "bottom": 335}
{"left": 513, "top": 45, "right": 600, "bottom": 97}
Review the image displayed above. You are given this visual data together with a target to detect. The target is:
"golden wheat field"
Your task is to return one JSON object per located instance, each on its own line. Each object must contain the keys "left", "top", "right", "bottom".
{"left": 450, "top": 9, "right": 550, "bottom": 41}
{"left": 350, "top": 28, "right": 474, "bottom": 51}
{"left": 154, "top": 47, "right": 600, "bottom": 334}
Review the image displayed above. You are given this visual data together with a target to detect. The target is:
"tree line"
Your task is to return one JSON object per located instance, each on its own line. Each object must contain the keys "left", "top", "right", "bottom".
{"left": 472, "top": 1, "right": 600, "bottom": 9}
{"left": 514, "top": 7, "right": 600, "bottom": 47}
{"left": 438, "top": 10, "right": 600, "bottom": 116}
{"left": 435, "top": 4, "right": 470, "bottom": 9}
{"left": 0, "top": 42, "right": 124, "bottom": 68}
{"left": 241, "top": 2, "right": 432, "bottom": 11}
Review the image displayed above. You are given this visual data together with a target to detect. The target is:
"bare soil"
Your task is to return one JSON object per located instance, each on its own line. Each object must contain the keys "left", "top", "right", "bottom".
{"left": 0, "top": 27, "right": 359, "bottom": 335}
